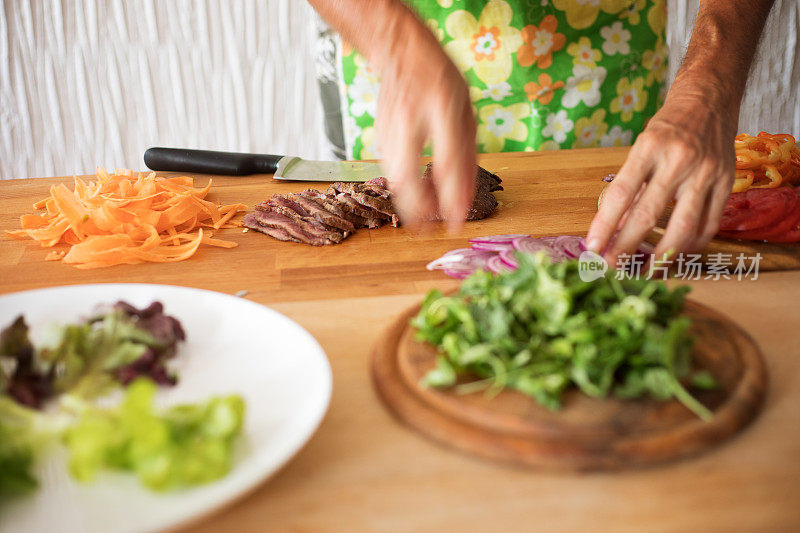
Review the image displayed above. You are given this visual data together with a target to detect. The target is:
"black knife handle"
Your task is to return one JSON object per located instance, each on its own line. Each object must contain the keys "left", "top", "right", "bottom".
{"left": 144, "top": 147, "right": 283, "bottom": 176}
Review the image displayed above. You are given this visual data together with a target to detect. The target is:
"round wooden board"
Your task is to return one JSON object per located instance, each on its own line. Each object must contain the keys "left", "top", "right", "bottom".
{"left": 371, "top": 299, "right": 767, "bottom": 471}
{"left": 598, "top": 183, "right": 800, "bottom": 271}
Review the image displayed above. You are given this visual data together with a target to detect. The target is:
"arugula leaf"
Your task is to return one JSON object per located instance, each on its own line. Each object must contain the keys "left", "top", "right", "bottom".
{"left": 414, "top": 252, "right": 717, "bottom": 420}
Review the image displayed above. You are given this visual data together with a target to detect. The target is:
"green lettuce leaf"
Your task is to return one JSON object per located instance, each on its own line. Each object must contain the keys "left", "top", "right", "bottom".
{"left": 63, "top": 379, "right": 245, "bottom": 491}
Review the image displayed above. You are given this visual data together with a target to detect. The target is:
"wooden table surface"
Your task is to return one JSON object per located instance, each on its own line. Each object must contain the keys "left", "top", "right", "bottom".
{"left": 1, "top": 147, "right": 798, "bottom": 532}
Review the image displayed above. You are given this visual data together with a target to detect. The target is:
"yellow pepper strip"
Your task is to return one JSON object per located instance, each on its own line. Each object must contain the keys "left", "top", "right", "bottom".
{"left": 750, "top": 165, "right": 782, "bottom": 188}
{"left": 733, "top": 170, "right": 755, "bottom": 192}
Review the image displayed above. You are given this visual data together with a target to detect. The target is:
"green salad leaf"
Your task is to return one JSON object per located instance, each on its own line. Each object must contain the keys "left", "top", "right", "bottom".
{"left": 0, "top": 303, "right": 245, "bottom": 497}
{"left": 63, "top": 379, "right": 245, "bottom": 491}
{"left": 1, "top": 302, "right": 184, "bottom": 409}
{"left": 0, "top": 407, "right": 38, "bottom": 498}
{"left": 0, "top": 396, "right": 61, "bottom": 499}
{"left": 412, "top": 252, "right": 716, "bottom": 420}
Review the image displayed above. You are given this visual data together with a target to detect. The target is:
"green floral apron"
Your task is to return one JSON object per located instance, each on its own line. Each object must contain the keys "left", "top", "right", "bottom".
{"left": 335, "top": 0, "right": 667, "bottom": 159}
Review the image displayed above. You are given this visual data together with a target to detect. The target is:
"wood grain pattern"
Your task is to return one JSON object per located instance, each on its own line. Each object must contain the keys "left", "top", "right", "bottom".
{"left": 0, "top": 148, "right": 622, "bottom": 301}
{"left": 372, "top": 298, "right": 767, "bottom": 471}
{"left": 646, "top": 226, "right": 800, "bottom": 271}
{"left": 597, "top": 185, "right": 800, "bottom": 271}
{"left": 1, "top": 149, "right": 798, "bottom": 532}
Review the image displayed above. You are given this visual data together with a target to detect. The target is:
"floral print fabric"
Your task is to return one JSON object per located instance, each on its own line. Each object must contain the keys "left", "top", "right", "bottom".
{"left": 338, "top": 0, "right": 667, "bottom": 158}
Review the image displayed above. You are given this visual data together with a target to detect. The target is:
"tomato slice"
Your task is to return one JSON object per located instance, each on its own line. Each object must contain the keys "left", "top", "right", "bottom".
{"left": 763, "top": 190, "right": 800, "bottom": 242}
{"left": 764, "top": 223, "right": 800, "bottom": 242}
{"left": 718, "top": 187, "right": 797, "bottom": 232}
{"left": 718, "top": 188, "right": 800, "bottom": 242}
{"left": 719, "top": 204, "right": 800, "bottom": 240}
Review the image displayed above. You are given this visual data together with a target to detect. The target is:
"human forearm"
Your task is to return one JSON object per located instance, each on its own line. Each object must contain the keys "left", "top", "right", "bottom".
{"left": 670, "top": 0, "right": 775, "bottom": 118}
{"left": 588, "top": 0, "right": 775, "bottom": 262}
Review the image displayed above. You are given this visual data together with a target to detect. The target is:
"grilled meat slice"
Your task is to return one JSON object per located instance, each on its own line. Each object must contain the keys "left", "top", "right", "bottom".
{"left": 244, "top": 209, "right": 343, "bottom": 246}
{"left": 334, "top": 193, "right": 386, "bottom": 229}
{"left": 466, "top": 190, "right": 499, "bottom": 221}
{"left": 256, "top": 195, "right": 310, "bottom": 218}
{"left": 257, "top": 195, "right": 349, "bottom": 241}
{"left": 351, "top": 192, "right": 395, "bottom": 219}
{"left": 365, "top": 176, "right": 389, "bottom": 191}
{"left": 329, "top": 179, "right": 392, "bottom": 199}
{"left": 289, "top": 193, "right": 357, "bottom": 233}
{"left": 243, "top": 213, "right": 300, "bottom": 242}
{"left": 300, "top": 189, "right": 370, "bottom": 229}
{"left": 419, "top": 163, "right": 502, "bottom": 222}
{"left": 476, "top": 166, "right": 503, "bottom": 193}
{"left": 327, "top": 183, "right": 397, "bottom": 225}
{"left": 244, "top": 164, "right": 501, "bottom": 245}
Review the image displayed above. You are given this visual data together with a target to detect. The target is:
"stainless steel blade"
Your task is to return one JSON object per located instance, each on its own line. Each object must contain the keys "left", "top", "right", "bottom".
{"left": 273, "top": 157, "right": 427, "bottom": 182}
{"left": 273, "top": 157, "right": 385, "bottom": 182}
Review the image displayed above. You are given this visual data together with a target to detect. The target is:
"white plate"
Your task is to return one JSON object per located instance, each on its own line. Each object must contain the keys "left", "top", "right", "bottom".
{"left": 0, "top": 284, "right": 332, "bottom": 533}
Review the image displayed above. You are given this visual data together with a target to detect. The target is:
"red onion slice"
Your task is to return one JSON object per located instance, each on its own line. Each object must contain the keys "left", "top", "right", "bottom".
{"left": 426, "top": 248, "right": 495, "bottom": 276}
{"left": 426, "top": 248, "right": 473, "bottom": 270}
{"left": 486, "top": 255, "right": 512, "bottom": 274}
{"left": 470, "top": 242, "right": 516, "bottom": 252}
{"left": 511, "top": 236, "right": 555, "bottom": 257}
{"left": 469, "top": 234, "right": 528, "bottom": 252}
{"left": 429, "top": 233, "right": 629, "bottom": 280}
{"left": 469, "top": 234, "right": 528, "bottom": 244}
{"left": 442, "top": 268, "right": 471, "bottom": 279}
{"left": 498, "top": 248, "right": 518, "bottom": 269}
{"left": 552, "top": 235, "right": 586, "bottom": 258}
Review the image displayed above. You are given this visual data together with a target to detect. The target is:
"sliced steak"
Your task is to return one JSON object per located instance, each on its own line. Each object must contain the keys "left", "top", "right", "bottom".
{"left": 476, "top": 166, "right": 503, "bottom": 193}
{"left": 466, "top": 190, "right": 499, "bottom": 220}
{"left": 259, "top": 195, "right": 348, "bottom": 242}
{"left": 327, "top": 181, "right": 391, "bottom": 200}
{"left": 365, "top": 176, "right": 389, "bottom": 191}
{"left": 243, "top": 214, "right": 300, "bottom": 243}
{"left": 335, "top": 193, "right": 386, "bottom": 229}
{"left": 328, "top": 182, "right": 365, "bottom": 197}
{"left": 327, "top": 182, "right": 397, "bottom": 224}
{"left": 289, "top": 193, "right": 356, "bottom": 232}
{"left": 245, "top": 164, "right": 501, "bottom": 245}
{"left": 256, "top": 195, "right": 310, "bottom": 218}
{"left": 350, "top": 191, "right": 395, "bottom": 221}
{"left": 419, "top": 163, "right": 503, "bottom": 222}
{"left": 300, "top": 189, "right": 371, "bottom": 229}
{"left": 246, "top": 209, "right": 341, "bottom": 246}
{"left": 290, "top": 214, "right": 346, "bottom": 243}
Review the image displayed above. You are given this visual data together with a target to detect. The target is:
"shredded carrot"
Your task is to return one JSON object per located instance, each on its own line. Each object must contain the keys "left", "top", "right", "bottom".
{"left": 7, "top": 168, "right": 247, "bottom": 269}
{"left": 45, "top": 250, "right": 66, "bottom": 261}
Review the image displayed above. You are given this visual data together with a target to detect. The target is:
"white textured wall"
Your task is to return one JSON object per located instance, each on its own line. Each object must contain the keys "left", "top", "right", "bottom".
{"left": 0, "top": 0, "right": 327, "bottom": 179}
{"left": 1, "top": 0, "right": 798, "bottom": 179}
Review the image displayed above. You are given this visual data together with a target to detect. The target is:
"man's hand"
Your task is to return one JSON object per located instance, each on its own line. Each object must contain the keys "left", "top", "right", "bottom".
{"left": 375, "top": 28, "right": 476, "bottom": 230}
{"left": 588, "top": 91, "right": 737, "bottom": 263}
{"left": 309, "top": 0, "right": 476, "bottom": 230}
{"left": 586, "top": 0, "right": 774, "bottom": 263}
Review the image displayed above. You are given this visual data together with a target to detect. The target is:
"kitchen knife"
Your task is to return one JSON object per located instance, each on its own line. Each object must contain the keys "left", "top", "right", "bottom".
{"left": 144, "top": 147, "right": 389, "bottom": 182}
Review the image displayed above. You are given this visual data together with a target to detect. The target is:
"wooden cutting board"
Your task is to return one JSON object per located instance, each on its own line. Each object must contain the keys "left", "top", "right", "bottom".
{"left": 597, "top": 185, "right": 800, "bottom": 271}
{"left": 371, "top": 298, "right": 767, "bottom": 471}
{"left": 646, "top": 215, "right": 800, "bottom": 271}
